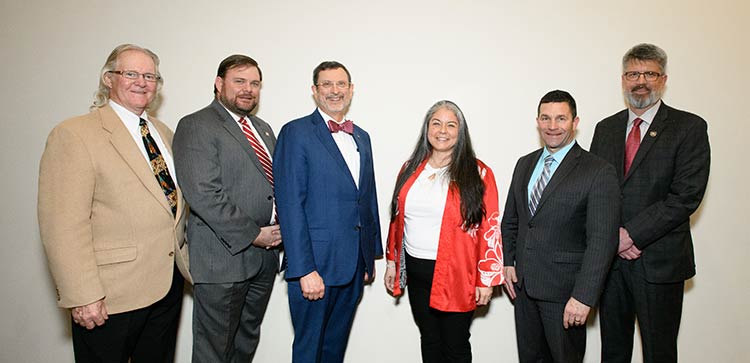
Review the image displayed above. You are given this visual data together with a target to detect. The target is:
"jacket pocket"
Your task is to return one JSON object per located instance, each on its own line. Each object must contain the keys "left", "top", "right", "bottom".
{"left": 94, "top": 246, "right": 137, "bottom": 266}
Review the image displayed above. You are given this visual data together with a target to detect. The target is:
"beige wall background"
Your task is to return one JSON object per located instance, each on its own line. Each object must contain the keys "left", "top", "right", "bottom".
{"left": 1, "top": 0, "right": 748, "bottom": 362}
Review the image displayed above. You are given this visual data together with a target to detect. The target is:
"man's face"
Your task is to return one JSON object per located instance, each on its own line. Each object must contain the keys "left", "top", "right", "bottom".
{"left": 215, "top": 65, "right": 261, "bottom": 116}
{"left": 536, "top": 102, "right": 579, "bottom": 153}
{"left": 105, "top": 50, "right": 158, "bottom": 115}
{"left": 622, "top": 59, "right": 667, "bottom": 112}
{"left": 312, "top": 68, "right": 353, "bottom": 121}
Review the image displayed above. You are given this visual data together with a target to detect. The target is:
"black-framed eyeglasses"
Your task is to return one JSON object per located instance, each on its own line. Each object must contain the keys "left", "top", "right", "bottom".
{"left": 623, "top": 71, "right": 662, "bottom": 82}
{"left": 109, "top": 70, "right": 162, "bottom": 83}
{"left": 316, "top": 80, "right": 350, "bottom": 89}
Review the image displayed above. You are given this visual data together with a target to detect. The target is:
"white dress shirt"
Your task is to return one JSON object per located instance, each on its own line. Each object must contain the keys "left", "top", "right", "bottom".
{"left": 109, "top": 100, "right": 175, "bottom": 176}
{"left": 318, "top": 108, "right": 360, "bottom": 188}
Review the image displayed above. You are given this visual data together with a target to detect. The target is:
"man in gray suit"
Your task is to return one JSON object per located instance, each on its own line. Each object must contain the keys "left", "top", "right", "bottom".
{"left": 173, "top": 54, "right": 281, "bottom": 362}
{"left": 501, "top": 90, "right": 620, "bottom": 362}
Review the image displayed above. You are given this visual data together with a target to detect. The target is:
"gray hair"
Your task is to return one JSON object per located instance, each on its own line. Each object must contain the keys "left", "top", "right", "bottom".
{"left": 91, "top": 44, "right": 162, "bottom": 110}
{"left": 622, "top": 43, "right": 668, "bottom": 73}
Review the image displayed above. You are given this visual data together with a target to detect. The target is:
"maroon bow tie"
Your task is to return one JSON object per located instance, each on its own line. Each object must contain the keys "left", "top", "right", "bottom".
{"left": 328, "top": 119, "right": 354, "bottom": 134}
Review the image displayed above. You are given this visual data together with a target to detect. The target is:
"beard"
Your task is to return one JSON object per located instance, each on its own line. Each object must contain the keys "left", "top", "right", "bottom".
{"left": 220, "top": 93, "right": 257, "bottom": 116}
{"left": 624, "top": 85, "right": 664, "bottom": 110}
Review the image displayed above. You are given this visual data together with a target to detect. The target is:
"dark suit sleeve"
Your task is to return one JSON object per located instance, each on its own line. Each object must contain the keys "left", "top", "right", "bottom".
{"left": 571, "top": 163, "right": 620, "bottom": 306}
{"left": 501, "top": 158, "right": 522, "bottom": 267}
{"left": 273, "top": 124, "right": 317, "bottom": 279}
{"left": 369, "top": 150, "right": 384, "bottom": 258}
{"left": 173, "top": 116, "right": 259, "bottom": 254}
{"left": 626, "top": 119, "right": 710, "bottom": 250}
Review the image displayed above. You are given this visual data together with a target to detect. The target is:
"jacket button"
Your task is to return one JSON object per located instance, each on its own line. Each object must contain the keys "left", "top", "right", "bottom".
{"left": 168, "top": 251, "right": 174, "bottom": 257}
{"left": 354, "top": 226, "right": 361, "bottom": 231}
{"left": 267, "top": 195, "right": 273, "bottom": 200}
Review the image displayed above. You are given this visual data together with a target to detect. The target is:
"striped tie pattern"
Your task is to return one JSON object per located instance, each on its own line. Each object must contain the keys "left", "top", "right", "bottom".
{"left": 239, "top": 117, "right": 274, "bottom": 187}
{"left": 529, "top": 155, "right": 554, "bottom": 216}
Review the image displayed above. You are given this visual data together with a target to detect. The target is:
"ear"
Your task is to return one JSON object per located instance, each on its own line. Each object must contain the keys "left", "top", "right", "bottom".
{"left": 311, "top": 84, "right": 318, "bottom": 96}
{"left": 103, "top": 72, "right": 113, "bottom": 88}
{"left": 214, "top": 76, "right": 224, "bottom": 95}
{"left": 573, "top": 116, "right": 580, "bottom": 129}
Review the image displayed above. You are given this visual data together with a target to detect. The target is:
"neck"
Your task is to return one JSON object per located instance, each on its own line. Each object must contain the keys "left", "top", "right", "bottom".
{"left": 429, "top": 151, "right": 452, "bottom": 168}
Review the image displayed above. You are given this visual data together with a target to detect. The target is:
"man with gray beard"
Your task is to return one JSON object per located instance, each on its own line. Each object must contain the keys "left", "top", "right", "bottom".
{"left": 590, "top": 43, "right": 711, "bottom": 363}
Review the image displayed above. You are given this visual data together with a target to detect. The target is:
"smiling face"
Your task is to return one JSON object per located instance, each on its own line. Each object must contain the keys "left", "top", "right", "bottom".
{"left": 622, "top": 59, "right": 667, "bottom": 113}
{"left": 104, "top": 50, "right": 157, "bottom": 115}
{"left": 215, "top": 65, "right": 261, "bottom": 116}
{"left": 312, "top": 68, "right": 353, "bottom": 121}
{"left": 427, "top": 107, "right": 459, "bottom": 154}
{"left": 537, "top": 102, "right": 579, "bottom": 153}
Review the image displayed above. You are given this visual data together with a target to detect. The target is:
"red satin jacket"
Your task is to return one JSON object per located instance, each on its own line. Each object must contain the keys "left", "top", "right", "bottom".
{"left": 386, "top": 158, "right": 504, "bottom": 312}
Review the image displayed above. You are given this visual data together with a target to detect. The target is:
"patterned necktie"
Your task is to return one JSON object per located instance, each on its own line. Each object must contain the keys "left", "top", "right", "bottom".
{"left": 239, "top": 117, "right": 278, "bottom": 225}
{"left": 624, "top": 118, "right": 643, "bottom": 175}
{"left": 139, "top": 118, "right": 177, "bottom": 216}
{"left": 529, "top": 155, "right": 554, "bottom": 216}
{"left": 239, "top": 117, "right": 274, "bottom": 187}
{"left": 328, "top": 119, "right": 354, "bottom": 134}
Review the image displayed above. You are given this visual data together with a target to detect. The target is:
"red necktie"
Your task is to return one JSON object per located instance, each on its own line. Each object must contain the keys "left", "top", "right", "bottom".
{"left": 624, "top": 118, "right": 643, "bottom": 175}
{"left": 328, "top": 119, "right": 354, "bottom": 134}
{"left": 239, "top": 117, "right": 278, "bottom": 224}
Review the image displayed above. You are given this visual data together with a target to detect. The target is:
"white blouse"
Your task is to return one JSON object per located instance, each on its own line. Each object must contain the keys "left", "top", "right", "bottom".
{"left": 403, "top": 164, "right": 449, "bottom": 260}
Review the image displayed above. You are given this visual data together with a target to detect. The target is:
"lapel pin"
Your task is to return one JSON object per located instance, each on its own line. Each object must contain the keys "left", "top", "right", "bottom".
{"left": 649, "top": 131, "right": 657, "bottom": 137}
{"left": 264, "top": 131, "right": 270, "bottom": 136}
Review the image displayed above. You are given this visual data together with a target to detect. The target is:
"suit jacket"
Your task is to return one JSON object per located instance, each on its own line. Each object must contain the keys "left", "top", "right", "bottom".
{"left": 173, "top": 99, "right": 279, "bottom": 284}
{"left": 38, "top": 105, "right": 191, "bottom": 315}
{"left": 590, "top": 102, "right": 710, "bottom": 283}
{"left": 274, "top": 110, "right": 383, "bottom": 286}
{"left": 501, "top": 143, "right": 620, "bottom": 306}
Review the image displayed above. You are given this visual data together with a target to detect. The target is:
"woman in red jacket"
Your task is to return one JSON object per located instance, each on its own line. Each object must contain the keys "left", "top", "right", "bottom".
{"left": 384, "top": 100, "right": 504, "bottom": 362}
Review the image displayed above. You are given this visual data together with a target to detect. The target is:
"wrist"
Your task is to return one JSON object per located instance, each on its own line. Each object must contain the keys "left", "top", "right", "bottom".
{"left": 386, "top": 260, "right": 396, "bottom": 268}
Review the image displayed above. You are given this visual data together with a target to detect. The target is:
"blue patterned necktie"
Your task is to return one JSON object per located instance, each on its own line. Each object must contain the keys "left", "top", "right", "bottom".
{"left": 140, "top": 118, "right": 177, "bottom": 216}
{"left": 529, "top": 155, "right": 554, "bottom": 215}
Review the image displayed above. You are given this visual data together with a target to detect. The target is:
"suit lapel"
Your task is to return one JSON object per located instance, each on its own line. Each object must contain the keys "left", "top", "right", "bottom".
{"left": 100, "top": 105, "right": 173, "bottom": 217}
{"left": 311, "top": 112, "right": 358, "bottom": 189}
{"left": 522, "top": 149, "right": 542, "bottom": 217}
{"left": 353, "top": 126, "right": 368, "bottom": 190}
{"left": 212, "top": 101, "right": 273, "bottom": 186}
{"left": 611, "top": 111, "right": 628, "bottom": 181}
{"left": 625, "top": 103, "right": 670, "bottom": 181}
{"left": 151, "top": 119, "right": 186, "bottom": 229}
{"left": 532, "top": 143, "right": 581, "bottom": 218}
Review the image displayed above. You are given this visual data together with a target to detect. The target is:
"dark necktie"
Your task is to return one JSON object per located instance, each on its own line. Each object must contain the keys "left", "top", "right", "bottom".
{"left": 529, "top": 155, "right": 554, "bottom": 216}
{"left": 139, "top": 118, "right": 177, "bottom": 216}
{"left": 624, "top": 118, "right": 643, "bottom": 175}
{"left": 328, "top": 119, "right": 354, "bottom": 134}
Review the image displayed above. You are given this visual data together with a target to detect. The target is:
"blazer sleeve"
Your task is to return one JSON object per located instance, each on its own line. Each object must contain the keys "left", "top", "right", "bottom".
{"left": 626, "top": 118, "right": 710, "bottom": 249}
{"left": 273, "top": 124, "right": 317, "bottom": 279}
{"left": 501, "top": 158, "right": 522, "bottom": 267}
{"left": 38, "top": 125, "right": 105, "bottom": 308}
{"left": 475, "top": 164, "right": 504, "bottom": 287}
{"left": 173, "top": 116, "right": 259, "bottom": 254}
{"left": 571, "top": 162, "right": 621, "bottom": 306}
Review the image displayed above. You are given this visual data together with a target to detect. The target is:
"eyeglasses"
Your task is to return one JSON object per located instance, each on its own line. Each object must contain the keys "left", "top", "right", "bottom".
{"left": 109, "top": 70, "right": 162, "bottom": 83}
{"left": 623, "top": 71, "right": 662, "bottom": 82}
{"left": 316, "top": 80, "right": 350, "bottom": 89}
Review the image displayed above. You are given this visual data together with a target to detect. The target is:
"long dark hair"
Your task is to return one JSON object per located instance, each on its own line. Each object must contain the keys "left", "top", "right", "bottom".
{"left": 389, "top": 100, "right": 485, "bottom": 229}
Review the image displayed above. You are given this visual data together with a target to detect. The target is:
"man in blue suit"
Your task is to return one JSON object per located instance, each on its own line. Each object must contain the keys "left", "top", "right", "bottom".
{"left": 274, "top": 61, "right": 383, "bottom": 363}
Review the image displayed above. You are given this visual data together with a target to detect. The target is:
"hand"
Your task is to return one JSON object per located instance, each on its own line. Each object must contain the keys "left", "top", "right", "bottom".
{"left": 475, "top": 286, "right": 493, "bottom": 306}
{"left": 619, "top": 244, "right": 642, "bottom": 260}
{"left": 563, "top": 297, "right": 591, "bottom": 329}
{"left": 618, "top": 227, "right": 634, "bottom": 253}
{"left": 252, "top": 225, "right": 282, "bottom": 250}
{"left": 71, "top": 299, "right": 108, "bottom": 330}
{"left": 384, "top": 261, "right": 396, "bottom": 294}
{"left": 503, "top": 266, "right": 518, "bottom": 300}
{"left": 300, "top": 271, "right": 325, "bottom": 301}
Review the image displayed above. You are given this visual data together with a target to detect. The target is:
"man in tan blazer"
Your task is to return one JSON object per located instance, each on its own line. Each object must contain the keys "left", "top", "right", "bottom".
{"left": 38, "top": 44, "right": 191, "bottom": 362}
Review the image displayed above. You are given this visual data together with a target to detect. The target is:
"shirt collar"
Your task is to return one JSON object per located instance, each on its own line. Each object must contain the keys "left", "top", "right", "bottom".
{"left": 109, "top": 100, "right": 148, "bottom": 124}
{"left": 543, "top": 140, "right": 576, "bottom": 164}
{"left": 628, "top": 99, "right": 661, "bottom": 127}
{"left": 318, "top": 108, "right": 348, "bottom": 125}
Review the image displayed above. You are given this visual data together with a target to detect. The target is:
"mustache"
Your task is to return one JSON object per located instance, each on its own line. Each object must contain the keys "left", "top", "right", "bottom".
{"left": 631, "top": 85, "right": 651, "bottom": 92}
